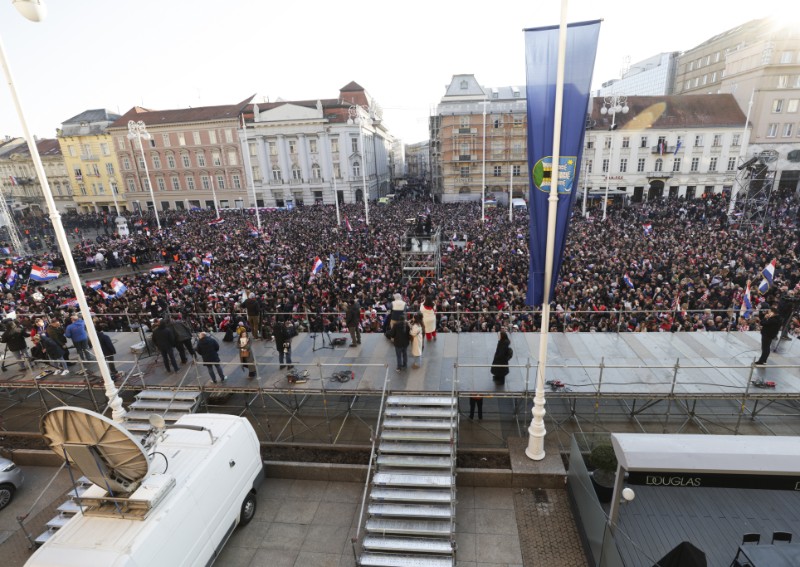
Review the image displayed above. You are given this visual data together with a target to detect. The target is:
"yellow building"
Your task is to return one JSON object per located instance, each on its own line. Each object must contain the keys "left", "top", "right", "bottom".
{"left": 57, "top": 109, "right": 126, "bottom": 213}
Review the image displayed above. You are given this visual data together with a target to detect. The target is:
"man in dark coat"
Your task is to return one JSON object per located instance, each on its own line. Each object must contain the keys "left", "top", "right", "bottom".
{"left": 1, "top": 320, "right": 30, "bottom": 370}
{"left": 491, "top": 330, "right": 513, "bottom": 384}
{"left": 96, "top": 324, "right": 120, "bottom": 378}
{"left": 195, "top": 332, "right": 225, "bottom": 383}
{"left": 755, "top": 304, "right": 782, "bottom": 365}
{"left": 40, "top": 333, "right": 68, "bottom": 374}
{"left": 386, "top": 318, "right": 410, "bottom": 371}
{"left": 345, "top": 300, "right": 361, "bottom": 347}
{"left": 243, "top": 293, "right": 261, "bottom": 339}
{"left": 273, "top": 319, "right": 297, "bottom": 370}
{"left": 169, "top": 317, "right": 196, "bottom": 364}
{"left": 151, "top": 319, "right": 179, "bottom": 373}
{"left": 46, "top": 318, "right": 71, "bottom": 364}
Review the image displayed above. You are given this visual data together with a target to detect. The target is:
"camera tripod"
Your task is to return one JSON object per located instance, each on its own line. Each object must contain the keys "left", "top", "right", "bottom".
{"left": 310, "top": 329, "right": 334, "bottom": 351}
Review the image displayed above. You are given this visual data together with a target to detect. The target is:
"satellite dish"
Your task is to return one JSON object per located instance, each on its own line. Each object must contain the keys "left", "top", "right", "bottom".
{"left": 149, "top": 414, "right": 166, "bottom": 429}
{"left": 759, "top": 149, "right": 779, "bottom": 163}
{"left": 41, "top": 407, "right": 151, "bottom": 493}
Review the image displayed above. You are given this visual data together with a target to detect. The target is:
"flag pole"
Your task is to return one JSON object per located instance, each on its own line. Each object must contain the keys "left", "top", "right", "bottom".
{"left": 526, "top": 0, "right": 569, "bottom": 461}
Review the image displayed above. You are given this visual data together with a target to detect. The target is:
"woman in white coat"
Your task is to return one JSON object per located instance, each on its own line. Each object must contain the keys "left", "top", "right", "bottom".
{"left": 410, "top": 313, "right": 424, "bottom": 369}
{"left": 420, "top": 296, "right": 437, "bottom": 342}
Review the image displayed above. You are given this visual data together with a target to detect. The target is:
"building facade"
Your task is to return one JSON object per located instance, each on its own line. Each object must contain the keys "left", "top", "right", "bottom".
{"left": 57, "top": 109, "right": 123, "bottom": 214}
{"left": 431, "top": 74, "right": 528, "bottom": 204}
{"left": 674, "top": 17, "right": 800, "bottom": 192}
{"left": 405, "top": 140, "right": 430, "bottom": 182}
{"left": 107, "top": 100, "right": 250, "bottom": 213}
{"left": 581, "top": 94, "right": 750, "bottom": 207}
{"left": 596, "top": 52, "right": 679, "bottom": 97}
{"left": 0, "top": 137, "right": 73, "bottom": 215}
{"left": 241, "top": 82, "right": 394, "bottom": 208}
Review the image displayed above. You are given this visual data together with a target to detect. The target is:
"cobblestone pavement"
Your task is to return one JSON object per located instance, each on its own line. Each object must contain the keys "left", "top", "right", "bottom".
{"left": 514, "top": 488, "right": 587, "bottom": 567}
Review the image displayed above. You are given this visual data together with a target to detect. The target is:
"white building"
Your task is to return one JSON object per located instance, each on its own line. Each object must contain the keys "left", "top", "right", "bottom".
{"left": 596, "top": 52, "right": 679, "bottom": 97}
{"left": 240, "top": 82, "right": 395, "bottom": 207}
{"left": 580, "top": 94, "right": 750, "bottom": 206}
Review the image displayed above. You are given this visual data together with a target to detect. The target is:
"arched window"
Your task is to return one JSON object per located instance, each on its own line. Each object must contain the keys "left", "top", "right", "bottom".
{"left": 655, "top": 158, "right": 663, "bottom": 172}
{"left": 311, "top": 164, "right": 321, "bottom": 179}
{"left": 291, "top": 165, "right": 302, "bottom": 180}
{"left": 352, "top": 161, "right": 361, "bottom": 177}
{"left": 272, "top": 166, "right": 282, "bottom": 181}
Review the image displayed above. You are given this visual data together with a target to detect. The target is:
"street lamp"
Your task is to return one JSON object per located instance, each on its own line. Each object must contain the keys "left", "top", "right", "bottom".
{"left": 599, "top": 94, "right": 628, "bottom": 221}
{"left": 0, "top": 0, "right": 125, "bottom": 422}
{"left": 348, "top": 104, "right": 370, "bottom": 226}
{"left": 127, "top": 120, "right": 162, "bottom": 229}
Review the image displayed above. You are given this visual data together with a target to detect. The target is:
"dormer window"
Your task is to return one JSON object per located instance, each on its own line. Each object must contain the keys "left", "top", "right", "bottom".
{"left": 460, "top": 80, "right": 468, "bottom": 89}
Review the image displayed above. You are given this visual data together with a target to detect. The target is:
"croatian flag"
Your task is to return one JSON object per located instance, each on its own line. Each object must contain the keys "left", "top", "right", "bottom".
{"left": 758, "top": 259, "right": 776, "bottom": 295}
{"left": 247, "top": 222, "right": 259, "bottom": 237}
{"left": 5, "top": 268, "right": 16, "bottom": 288}
{"left": 311, "top": 256, "right": 323, "bottom": 275}
{"left": 110, "top": 278, "right": 127, "bottom": 297}
{"left": 150, "top": 265, "right": 169, "bottom": 275}
{"left": 98, "top": 289, "right": 112, "bottom": 300}
{"left": 0, "top": 247, "right": 10, "bottom": 255}
{"left": 202, "top": 257, "right": 212, "bottom": 267}
{"left": 740, "top": 281, "right": 753, "bottom": 319}
{"left": 344, "top": 216, "right": 353, "bottom": 232}
{"left": 87, "top": 280, "right": 102, "bottom": 291}
{"left": 208, "top": 217, "right": 225, "bottom": 226}
{"left": 60, "top": 297, "right": 78, "bottom": 308}
{"left": 623, "top": 273, "right": 634, "bottom": 289}
{"left": 222, "top": 234, "right": 229, "bottom": 242}
{"left": 642, "top": 223, "right": 653, "bottom": 236}
{"left": 8, "top": 176, "right": 18, "bottom": 186}
{"left": 449, "top": 233, "right": 456, "bottom": 252}
{"left": 30, "top": 265, "right": 60, "bottom": 282}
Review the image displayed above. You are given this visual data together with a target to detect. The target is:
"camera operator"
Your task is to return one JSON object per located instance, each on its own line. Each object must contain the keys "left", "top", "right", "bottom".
{"left": 776, "top": 289, "right": 799, "bottom": 341}
{"left": 273, "top": 318, "right": 297, "bottom": 370}
{"left": 755, "top": 304, "right": 782, "bottom": 365}
{"left": 1, "top": 319, "right": 30, "bottom": 371}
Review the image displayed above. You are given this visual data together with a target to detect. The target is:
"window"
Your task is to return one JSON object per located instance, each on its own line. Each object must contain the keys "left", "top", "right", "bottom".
{"left": 268, "top": 142, "right": 277, "bottom": 156}
{"left": 157, "top": 177, "right": 166, "bottom": 191}
{"left": 92, "top": 164, "right": 100, "bottom": 176}
{"left": 694, "top": 135, "right": 703, "bottom": 147}
{"left": 79, "top": 183, "right": 87, "bottom": 196}
{"left": 602, "top": 159, "right": 609, "bottom": 173}
{"left": 655, "top": 158, "right": 663, "bottom": 172}
{"left": 208, "top": 130, "right": 217, "bottom": 144}
{"left": 732, "top": 133, "right": 740, "bottom": 146}
{"left": 182, "top": 154, "right": 191, "bottom": 168}
{"left": 513, "top": 116, "right": 523, "bottom": 127}
{"left": 784, "top": 123, "right": 794, "bottom": 137}
{"left": 351, "top": 137, "right": 359, "bottom": 153}
{"left": 676, "top": 135, "right": 683, "bottom": 148}
{"left": 493, "top": 118, "right": 502, "bottom": 128}
{"left": 331, "top": 138, "right": 339, "bottom": 154}
{"left": 694, "top": 77, "right": 700, "bottom": 87}
{"left": 171, "top": 176, "right": 180, "bottom": 190}
{"left": 251, "top": 166, "right": 261, "bottom": 181}
{"left": 272, "top": 167, "right": 282, "bottom": 181}
{"left": 291, "top": 165, "right": 302, "bottom": 180}
{"left": 637, "top": 158, "right": 645, "bottom": 172}
{"left": 232, "top": 174, "right": 241, "bottom": 189}
{"left": 673, "top": 158, "right": 682, "bottom": 172}
{"left": 68, "top": 145, "right": 76, "bottom": 157}
{"left": 788, "top": 100, "right": 799, "bottom": 113}
{"left": 110, "top": 181, "right": 118, "bottom": 196}
{"left": 767, "top": 123, "right": 778, "bottom": 137}
{"left": 225, "top": 129, "right": 233, "bottom": 143}
{"left": 212, "top": 151, "right": 221, "bottom": 166}
{"left": 586, "top": 137, "right": 594, "bottom": 149}
{"left": 691, "top": 157, "right": 699, "bottom": 171}
{"left": 685, "top": 81, "right": 691, "bottom": 90}
{"left": 778, "top": 75, "right": 789, "bottom": 88}
{"left": 288, "top": 140, "right": 297, "bottom": 154}
{"left": 152, "top": 155, "right": 161, "bottom": 169}
{"left": 178, "top": 133, "right": 186, "bottom": 146}
{"left": 689, "top": 61, "right": 694, "bottom": 71}
{"left": 142, "top": 179, "right": 151, "bottom": 192}
{"left": 604, "top": 137, "right": 611, "bottom": 149}
{"left": 585, "top": 159, "right": 592, "bottom": 173}
{"left": 714, "top": 51, "right": 720, "bottom": 63}
{"left": 192, "top": 132, "right": 201, "bottom": 145}
{"left": 702, "top": 74, "right": 708, "bottom": 85}
{"left": 227, "top": 151, "right": 238, "bottom": 166}
{"left": 493, "top": 165, "right": 502, "bottom": 176}
{"left": 619, "top": 158, "right": 627, "bottom": 172}
{"left": 216, "top": 175, "right": 225, "bottom": 189}
{"left": 97, "top": 183, "right": 105, "bottom": 194}
{"left": 137, "top": 155, "right": 145, "bottom": 169}
{"left": 311, "top": 163, "right": 321, "bottom": 179}
{"left": 460, "top": 166, "right": 470, "bottom": 177}
{"left": 186, "top": 176, "right": 195, "bottom": 190}
{"left": 712, "top": 134, "right": 722, "bottom": 147}
{"left": 352, "top": 161, "right": 361, "bottom": 177}
{"left": 309, "top": 139, "right": 317, "bottom": 153}
{"left": 162, "top": 133, "right": 171, "bottom": 147}
{"left": 167, "top": 155, "right": 176, "bottom": 168}
{"left": 201, "top": 175, "right": 211, "bottom": 189}
{"left": 727, "top": 157, "right": 736, "bottom": 171}
{"left": 709, "top": 157, "right": 717, "bottom": 171}
{"left": 705, "top": 55, "right": 710, "bottom": 65}
{"left": 117, "top": 137, "right": 126, "bottom": 150}
{"left": 126, "top": 178, "right": 135, "bottom": 192}
{"left": 197, "top": 153, "right": 206, "bottom": 167}
{"left": 460, "top": 115, "right": 470, "bottom": 127}
{"left": 621, "top": 136, "right": 630, "bottom": 148}
{"left": 773, "top": 99, "right": 784, "bottom": 113}
{"left": 513, "top": 165, "right": 521, "bottom": 176}
{"left": 711, "top": 72, "right": 717, "bottom": 82}
{"left": 781, "top": 51, "right": 793, "bottom": 64}
{"left": 640, "top": 136, "right": 648, "bottom": 148}
{"left": 105, "top": 163, "right": 115, "bottom": 175}
{"left": 100, "top": 143, "right": 110, "bottom": 156}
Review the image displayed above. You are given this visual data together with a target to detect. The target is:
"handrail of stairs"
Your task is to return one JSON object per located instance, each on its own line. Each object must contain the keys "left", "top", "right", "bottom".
{"left": 351, "top": 363, "right": 391, "bottom": 562}
{"left": 450, "top": 358, "right": 459, "bottom": 556}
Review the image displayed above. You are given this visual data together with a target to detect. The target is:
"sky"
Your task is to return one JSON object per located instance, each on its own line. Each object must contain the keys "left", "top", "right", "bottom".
{"left": 0, "top": 0, "right": 795, "bottom": 146}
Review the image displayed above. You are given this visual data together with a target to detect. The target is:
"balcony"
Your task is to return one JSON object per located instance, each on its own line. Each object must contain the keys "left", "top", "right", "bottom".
{"left": 457, "top": 155, "right": 474, "bottom": 162}
{"left": 289, "top": 178, "right": 303, "bottom": 185}
{"left": 650, "top": 145, "right": 677, "bottom": 155}
{"left": 456, "top": 127, "right": 477, "bottom": 134}
{"left": 646, "top": 171, "right": 673, "bottom": 178}
{"left": 269, "top": 179, "right": 284, "bottom": 185}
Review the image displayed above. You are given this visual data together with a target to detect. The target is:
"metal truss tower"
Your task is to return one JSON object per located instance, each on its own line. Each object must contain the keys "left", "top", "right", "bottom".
{"left": 400, "top": 226, "right": 441, "bottom": 283}
{"left": 729, "top": 157, "right": 776, "bottom": 232}
{"left": 0, "top": 188, "right": 25, "bottom": 256}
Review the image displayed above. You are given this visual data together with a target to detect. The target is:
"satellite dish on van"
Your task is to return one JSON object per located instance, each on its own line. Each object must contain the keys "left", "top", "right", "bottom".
{"left": 41, "top": 407, "right": 151, "bottom": 493}
{"left": 149, "top": 414, "right": 166, "bottom": 429}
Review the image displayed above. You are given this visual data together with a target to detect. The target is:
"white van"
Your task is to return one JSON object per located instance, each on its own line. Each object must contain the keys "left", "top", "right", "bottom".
{"left": 27, "top": 409, "right": 264, "bottom": 567}
{"left": 512, "top": 198, "right": 527, "bottom": 211}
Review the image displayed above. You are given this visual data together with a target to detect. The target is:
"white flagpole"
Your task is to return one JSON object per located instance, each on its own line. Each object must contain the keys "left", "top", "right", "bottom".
{"left": 527, "top": 0, "right": 569, "bottom": 461}
{"left": 728, "top": 88, "right": 755, "bottom": 216}
{"left": 509, "top": 165, "right": 513, "bottom": 222}
{"left": 240, "top": 114, "right": 261, "bottom": 230}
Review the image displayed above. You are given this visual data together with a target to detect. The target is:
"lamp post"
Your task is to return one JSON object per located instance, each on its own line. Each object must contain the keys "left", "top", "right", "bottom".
{"left": 348, "top": 104, "right": 370, "bottom": 226}
{"left": 239, "top": 118, "right": 261, "bottom": 229}
{"left": 480, "top": 100, "right": 489, "bottom": 223}
{"left": 0, "top": 0, "right": 125, "bottom": 422}
{"left": 127, "top": 120, "right": 161, "bottom": 230}
{"left": 600, "top": 94, "right": 628, "bottom": 221}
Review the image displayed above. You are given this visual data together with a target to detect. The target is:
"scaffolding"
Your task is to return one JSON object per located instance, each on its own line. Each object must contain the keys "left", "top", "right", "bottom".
{"left": 400, "top": 226, "right": 441, "bottom": 283}
{"left": 729, "top": 157, "right": 776, "bottom": 232}
{"left": 0, "top": 187, "right": 25, "bottom": 256}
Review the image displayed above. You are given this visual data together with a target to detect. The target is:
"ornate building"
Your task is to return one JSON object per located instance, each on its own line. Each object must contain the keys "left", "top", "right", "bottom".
{"left": 0, "top": 137, "right": 73, "bottom": 215}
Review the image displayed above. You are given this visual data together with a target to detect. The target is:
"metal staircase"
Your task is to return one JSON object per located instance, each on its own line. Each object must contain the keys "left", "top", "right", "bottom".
{"left": 358, "top": 394, "right": 458, "bottom": 567}
{"left": 123, "top": 390, "right": 202, "bottom": 435}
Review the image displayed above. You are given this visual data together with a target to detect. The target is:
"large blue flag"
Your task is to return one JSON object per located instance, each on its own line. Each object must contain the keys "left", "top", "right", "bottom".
{"left": 525, "top": 20, "right": 601, "bottom": 307}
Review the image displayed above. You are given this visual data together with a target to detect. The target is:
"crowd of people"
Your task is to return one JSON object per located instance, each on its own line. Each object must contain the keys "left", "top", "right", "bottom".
{"left": 0, "top": 189, "right": 799, "bottom": 345}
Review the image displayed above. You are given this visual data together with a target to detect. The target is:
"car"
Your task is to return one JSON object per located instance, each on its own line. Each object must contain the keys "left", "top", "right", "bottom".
{"left": 0, "top": 456, "right": 24, "bottom": 510}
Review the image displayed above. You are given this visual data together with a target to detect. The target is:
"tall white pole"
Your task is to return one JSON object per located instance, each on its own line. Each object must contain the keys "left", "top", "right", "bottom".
{"left": 581, "top": 156, "right": 588, "bottom": 217}
{"left": 110, "top": 180, "right": 120, "bottom": 215}
{"left": 526, "top": 0, "right": 569, "bottom": 461}
{"left": 600, "top": 95, "right": 627, "bottom": 221}
{"left": 728, "top": 88, "right": 755, "bottom": 216}
{"left": 481, "top": 100, "right": 488, "bottom": 222}
{"left": 359, "top": 110, "right": 370, "bottom": 226}
{"left": 0, "top": 17, "right": 125, "bottom": 422}
{"left": 128, "top": 121, "right": 161, "bottom": 230}
{"left": 332, "top": 173, "right": 341, "bottom": 226}
{"left": 240, "top": 119, "right": 261, "bottom": 229}
{"left": 508, "top": 163, "right": 513, "bottom": 222}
